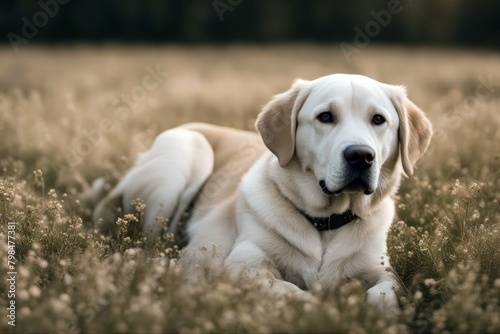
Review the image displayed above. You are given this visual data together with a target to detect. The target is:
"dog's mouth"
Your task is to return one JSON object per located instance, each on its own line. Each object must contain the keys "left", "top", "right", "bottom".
{"left": 319, "top": 178, "right": 374, "bottom": 196}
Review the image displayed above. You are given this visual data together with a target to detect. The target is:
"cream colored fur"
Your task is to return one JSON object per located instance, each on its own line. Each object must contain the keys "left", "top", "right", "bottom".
{"left": 93, "top": 74, "right": 433, "bottom": 311}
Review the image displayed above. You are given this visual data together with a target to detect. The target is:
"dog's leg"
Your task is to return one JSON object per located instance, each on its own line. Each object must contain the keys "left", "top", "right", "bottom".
{"left": 366, "top": 279, "right": 399, "bottom": 308}
{"left": 93, "top": 128, "right": 214, "bottom": 239}
{"left": 178, "top": 199, "right": 238, "bottom": 277}
{"left": 225, "top": 241, "right": 315, "bottom": 301}
{"left": 360, "top": 260, "right": 400, "bottom": 314}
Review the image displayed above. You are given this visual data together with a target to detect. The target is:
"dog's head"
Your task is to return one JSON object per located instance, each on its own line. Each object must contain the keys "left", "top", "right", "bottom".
{"left": 256, "top": 74, "right": 433, "bottom": 196}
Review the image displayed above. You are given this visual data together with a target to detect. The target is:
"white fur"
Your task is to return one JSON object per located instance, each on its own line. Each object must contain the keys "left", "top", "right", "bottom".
{"left": 93, "top": 128, "right": 214, "bottom": 237}
{"left": 93, "top": 74, "right": 433, "bottom": 312}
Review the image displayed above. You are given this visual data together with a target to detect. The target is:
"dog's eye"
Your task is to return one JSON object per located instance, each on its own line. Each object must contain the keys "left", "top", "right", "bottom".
{"left": 372, "top": 114, "right": 386, "bottom": 125}
{"left": 317, "top": 112, "right": 335, "bottom": 123}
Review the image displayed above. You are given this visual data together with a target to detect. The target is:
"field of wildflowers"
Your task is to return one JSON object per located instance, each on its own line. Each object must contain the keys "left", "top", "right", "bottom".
{"left": 0, "top": 45, "right": 499, "bottom": 333}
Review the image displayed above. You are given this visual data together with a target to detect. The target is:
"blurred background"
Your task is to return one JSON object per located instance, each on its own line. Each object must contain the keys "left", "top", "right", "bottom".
{"left": 1, "top": 0, "right": 499, "bottom": 47}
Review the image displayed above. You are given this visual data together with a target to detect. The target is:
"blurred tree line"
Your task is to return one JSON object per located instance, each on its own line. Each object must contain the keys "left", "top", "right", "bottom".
{"left": 1, "top": 0, "right": 499, "bottom": 47}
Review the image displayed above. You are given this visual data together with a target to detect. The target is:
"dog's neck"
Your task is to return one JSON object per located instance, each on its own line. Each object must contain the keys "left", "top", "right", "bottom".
{"left": 269, "top": 156, "right": 354, "bottom": 216}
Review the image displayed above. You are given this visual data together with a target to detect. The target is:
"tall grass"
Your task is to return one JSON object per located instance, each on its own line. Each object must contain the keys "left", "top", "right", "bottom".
{"left": 0, "top": 45, "right": 499, "bottom": 333}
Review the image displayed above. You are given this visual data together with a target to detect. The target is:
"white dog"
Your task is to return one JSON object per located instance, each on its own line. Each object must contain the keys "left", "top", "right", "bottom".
{"left": 92, "top": 74, "right": 433, "bottom": 309}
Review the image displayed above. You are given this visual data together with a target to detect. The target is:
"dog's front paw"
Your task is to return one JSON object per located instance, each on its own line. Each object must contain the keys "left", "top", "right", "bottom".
{"left": 367, "top": 281, "right": 399, "bottom": 314}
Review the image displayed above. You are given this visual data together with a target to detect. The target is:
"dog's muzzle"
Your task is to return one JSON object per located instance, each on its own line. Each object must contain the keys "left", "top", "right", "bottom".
{"left": 319, "top": 145, "right": 377, "bottom": 196}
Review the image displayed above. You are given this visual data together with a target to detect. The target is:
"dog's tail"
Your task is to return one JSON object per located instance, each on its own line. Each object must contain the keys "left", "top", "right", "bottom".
{"left": 93, "top": 128, "right": 214, "bottom": 238}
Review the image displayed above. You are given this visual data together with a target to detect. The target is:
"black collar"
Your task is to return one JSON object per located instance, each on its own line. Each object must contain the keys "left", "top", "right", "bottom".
{"left": 301, "top": 210, "right": 359, "bottom": 231}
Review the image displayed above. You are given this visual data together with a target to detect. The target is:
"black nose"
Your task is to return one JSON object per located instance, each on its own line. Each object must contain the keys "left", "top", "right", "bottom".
{"left": 343, "top": 145, "right": 375, "bottom": 170}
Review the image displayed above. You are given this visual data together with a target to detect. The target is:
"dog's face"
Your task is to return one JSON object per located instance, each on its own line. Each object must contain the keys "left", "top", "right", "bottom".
{"left": 256, "top": 74, "right": 433, "bottom": 196}
{"left": 295, "top": 75, "right": 401, "bottom": 195}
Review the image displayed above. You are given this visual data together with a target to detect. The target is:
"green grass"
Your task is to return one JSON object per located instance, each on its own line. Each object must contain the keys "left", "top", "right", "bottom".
{"left": 0, "top": 44, "right": 499, "bottom": 333}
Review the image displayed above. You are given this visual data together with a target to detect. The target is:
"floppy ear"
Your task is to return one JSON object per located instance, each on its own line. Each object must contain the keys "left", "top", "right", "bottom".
{"left": 388, "top": 86, "right": 433, "bottom": 177}
{"left": 256, "top": 79, "right": 311, "bottom": 167}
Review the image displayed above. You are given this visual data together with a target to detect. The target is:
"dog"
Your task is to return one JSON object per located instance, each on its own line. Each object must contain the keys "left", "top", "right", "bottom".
{"left": 92, "top": 74, "right": 433, "bottom": 309}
